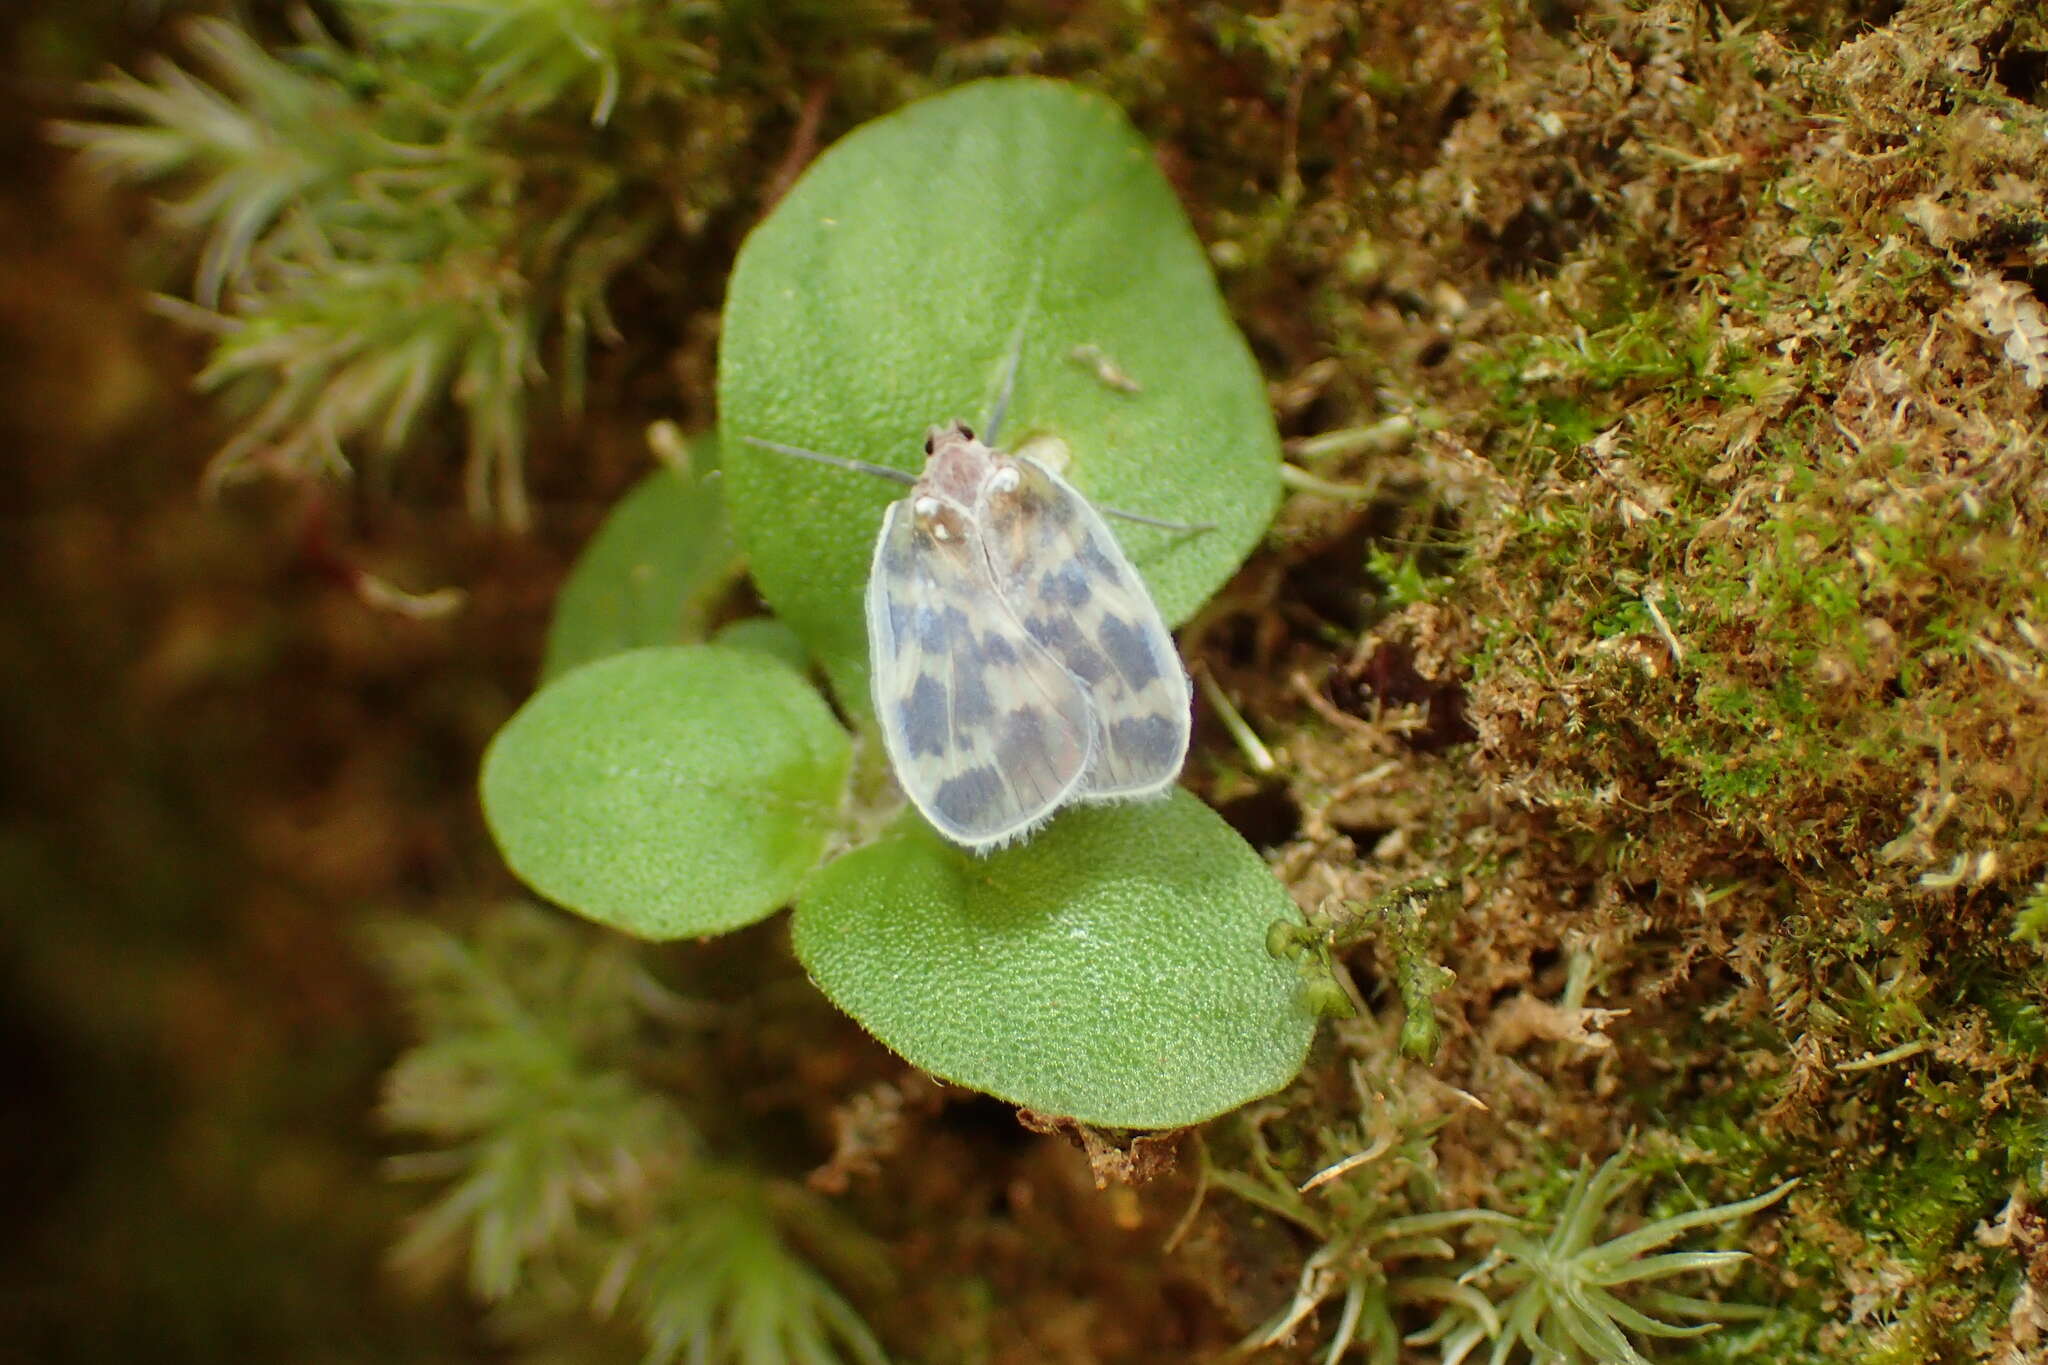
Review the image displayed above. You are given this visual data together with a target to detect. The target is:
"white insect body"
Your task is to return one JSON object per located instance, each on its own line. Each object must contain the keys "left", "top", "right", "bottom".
{"left": 856, "top": 421, "right": 1193, "bottom": 850}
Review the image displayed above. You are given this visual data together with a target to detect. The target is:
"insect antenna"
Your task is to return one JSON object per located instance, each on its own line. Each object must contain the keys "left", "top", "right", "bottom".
{"left": 983, "top": 258, "right": 1046, "bottom": 444}
{"left": 1097, "top": 505, "right": 1215, "bottom": 534}
{"left": 740, "top": 435, "right": 917, "bottom": 486}
{"left": 985, "top": 336, "right": 1024, "bottom": 446}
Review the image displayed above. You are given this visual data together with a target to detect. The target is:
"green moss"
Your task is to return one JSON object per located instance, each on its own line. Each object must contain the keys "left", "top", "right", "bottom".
{"left": 1263, "top": 3, "right": 2048, "bottom": 1360}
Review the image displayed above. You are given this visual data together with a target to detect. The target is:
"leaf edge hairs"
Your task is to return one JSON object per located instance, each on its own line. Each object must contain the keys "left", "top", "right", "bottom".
{"left": 744, "top": 423, "right": 1196, "bottom": 852}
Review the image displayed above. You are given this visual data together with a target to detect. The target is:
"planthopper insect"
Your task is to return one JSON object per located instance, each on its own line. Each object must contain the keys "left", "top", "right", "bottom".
{"left": 744, "top": 408, "right": 1202, "bottom": 852}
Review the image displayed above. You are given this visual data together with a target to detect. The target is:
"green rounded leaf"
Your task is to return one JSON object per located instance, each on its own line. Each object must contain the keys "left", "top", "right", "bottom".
{"left": 712, "top": 616, "right": 811, "bottom": 674}
{"left": 482, "top": 645, "right": 850, "bottom": 939}
{"left": 719, "top": 77, "right": 1281, "bottom": 709}
{"left": 541, "top": 446, "right": 740, "bottom": 682}
{"left": 792, "top": 791, "right": 1315, "bottom": 1128}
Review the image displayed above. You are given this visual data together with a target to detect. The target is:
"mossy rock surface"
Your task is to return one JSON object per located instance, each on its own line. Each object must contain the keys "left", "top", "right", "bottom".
{"left": 32, "top": 2, "right": 2048, "bottom": 1362}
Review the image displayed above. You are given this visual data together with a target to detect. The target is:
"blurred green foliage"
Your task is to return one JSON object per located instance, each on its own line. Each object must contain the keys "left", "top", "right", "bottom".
{"left": 53, "top": 1, "right": 907, "bottom": 526}
{"left": 379, "top": 907, "right": 888, "bottom": 1365}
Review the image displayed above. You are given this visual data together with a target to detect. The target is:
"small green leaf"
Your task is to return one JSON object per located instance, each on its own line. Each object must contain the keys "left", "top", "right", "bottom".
{"left": 792, "top": 791, "right": 1315, "bottom": 1128}
{"left": 719, "top": 78, "right": 1281, "bottom": 709}
{"left": 482, "top": 646, "right": 850, "bottom": 939}
{"left": 541, "top": 448, "right": 740, "bottom": 682}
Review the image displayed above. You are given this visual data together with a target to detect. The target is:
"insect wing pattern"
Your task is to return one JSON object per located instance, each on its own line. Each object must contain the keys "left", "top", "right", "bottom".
{"left": 866, "top": 495, "right": 1095, "bottom": 848}
{"left": 977, "top": 456, "right": 1192, "bottom": 799}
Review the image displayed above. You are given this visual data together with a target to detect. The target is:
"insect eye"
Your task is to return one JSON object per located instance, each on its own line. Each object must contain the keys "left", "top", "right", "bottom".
{"left": 957, "top": 423, "right": 976, "bottom": 440}
{"left": 923, "top": 434, "right": 935, "bottom": 455}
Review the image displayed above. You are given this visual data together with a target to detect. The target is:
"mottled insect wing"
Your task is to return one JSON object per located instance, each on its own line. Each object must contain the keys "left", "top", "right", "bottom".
{"left": 866, "top": 497, "right": 1095, "bottom": 848}
{"left": 977, "top": 457, "right": 1192, "bottom": 798}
